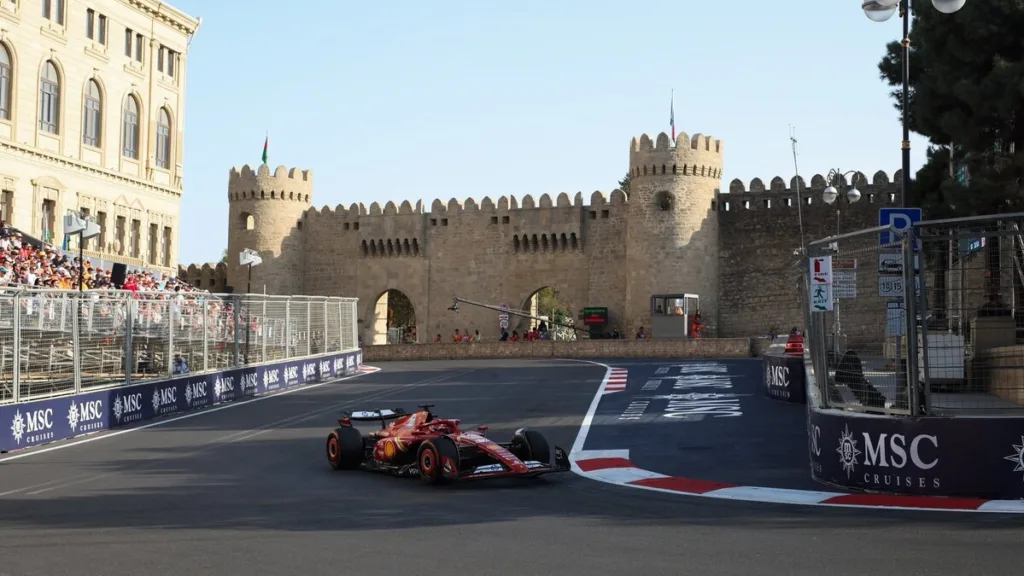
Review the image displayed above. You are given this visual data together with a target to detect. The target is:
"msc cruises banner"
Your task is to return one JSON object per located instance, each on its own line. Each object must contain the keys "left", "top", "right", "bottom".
{"left": 809, "top": 408, "right": 1024, "bottom": 499}
{"left": 762, "top": 351, "right": 806, "bottom": 404}
{"left": 1, "top": 349, "right": 363, "bottom": 454}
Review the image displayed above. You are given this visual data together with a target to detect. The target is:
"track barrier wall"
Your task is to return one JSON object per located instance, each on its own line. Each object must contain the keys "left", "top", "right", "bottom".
{"left": 762, "top": 337, "right": 806, "bottom": 404}
{"left": 362, "top": 337, "right": 765, "bottom": 362}
{"left": 0, "top": 288, "right": 362, "bottom": 453}
{"left": 803, "top": 213, "right": 1024, "bottom": 499}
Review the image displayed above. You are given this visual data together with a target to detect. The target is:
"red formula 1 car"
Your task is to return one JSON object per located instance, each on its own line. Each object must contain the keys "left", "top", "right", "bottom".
{"left": 325, "top": 404, "right": 570, "bottom": 484}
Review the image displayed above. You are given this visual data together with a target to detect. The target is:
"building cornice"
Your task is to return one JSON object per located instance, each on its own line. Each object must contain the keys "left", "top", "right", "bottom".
{"left": 0, "top": 140, "right": 183, "bottom": 199}
{"left": 121, "top": 0, "right": 201, "bottom": 36}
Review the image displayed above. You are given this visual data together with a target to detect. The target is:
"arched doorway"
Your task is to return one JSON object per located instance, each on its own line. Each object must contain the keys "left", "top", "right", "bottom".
{"left": 519, "top": 286, "right": 577, "bottom": 341}
{"left": 370, "top": 290, "right": 417, "bottom": 345}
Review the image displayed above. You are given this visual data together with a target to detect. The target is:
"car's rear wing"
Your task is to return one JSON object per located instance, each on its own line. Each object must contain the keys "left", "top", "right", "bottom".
{"left": 341, "top": 408, "right": 407, "bottom": 428}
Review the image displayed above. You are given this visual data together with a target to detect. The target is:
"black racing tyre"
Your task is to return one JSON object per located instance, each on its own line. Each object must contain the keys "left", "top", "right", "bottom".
{"left": 326, "top": 427, "right": 364, "bottom": 470}
{"left": 512, "top": 428, "right": 550, "bottom": 465}
{"left": 417, "top": 437, "right": 460, "bottom": 485}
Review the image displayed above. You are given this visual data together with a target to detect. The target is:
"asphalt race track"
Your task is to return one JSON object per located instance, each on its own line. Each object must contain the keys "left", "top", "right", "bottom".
{"left": 584, "top": 359, "right": 841, "bottom": 491}
{"left": 1, "top": 359, "right": 1023, "bottom": 576}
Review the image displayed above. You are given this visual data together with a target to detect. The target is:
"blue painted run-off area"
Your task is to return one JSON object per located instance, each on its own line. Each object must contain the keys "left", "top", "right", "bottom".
{"left": 584, "top": 359, "right": 839, "bottom": 492}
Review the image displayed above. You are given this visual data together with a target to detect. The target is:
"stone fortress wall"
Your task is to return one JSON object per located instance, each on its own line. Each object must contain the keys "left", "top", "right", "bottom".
{"left": 180, "top": 127, "right": 904, "bottom": 345}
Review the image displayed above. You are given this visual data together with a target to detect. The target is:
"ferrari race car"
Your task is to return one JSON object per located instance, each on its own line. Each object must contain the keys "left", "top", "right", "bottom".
{"left": 325, "top": 403, "right": 571, "bottom": 484}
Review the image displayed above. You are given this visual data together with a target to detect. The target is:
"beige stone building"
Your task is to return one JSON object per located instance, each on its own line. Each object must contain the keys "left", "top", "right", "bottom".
{"left": 0, "top": 0, "right": 199, "bottom": 271}
{"left": 180, "top": 125, "right": 911, "bottom": 345}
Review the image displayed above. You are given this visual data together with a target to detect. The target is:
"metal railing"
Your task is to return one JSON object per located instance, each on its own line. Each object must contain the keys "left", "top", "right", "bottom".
{"left": 802, "top": 212, "right": 1024, "bottom": 417}
{"left": 915, "top": 214, "right": 1024, "bottom": 414}
{"left": 0, "top": 287, "right": 359, "bottom": 404}
{"left": 805, "top": 224, "right": 914, "bottom": 415}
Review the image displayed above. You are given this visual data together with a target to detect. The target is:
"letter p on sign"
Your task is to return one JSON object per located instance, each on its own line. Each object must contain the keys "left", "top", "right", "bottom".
{"left": 879, "top": 208, "right": 922, "bottom": 248}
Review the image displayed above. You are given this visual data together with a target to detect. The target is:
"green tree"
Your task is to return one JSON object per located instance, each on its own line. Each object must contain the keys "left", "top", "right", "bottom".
{"left": 877, "top": 1, "right": 1024, "bottom": 216}
{"left": 618, "top": 172, "right": 631, "bottom": 196}
{"left": 386, "top": 290, "right": 416, "bottom": 328}
{"left": 220, "top": 248, "right": 228, "bottom": 264}
{"left": 534, "top": 287, "right": 574, "bottom": 333}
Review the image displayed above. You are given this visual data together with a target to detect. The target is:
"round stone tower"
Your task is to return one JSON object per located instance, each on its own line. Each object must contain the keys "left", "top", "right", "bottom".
{"left": 226, "top": 164, "right": 312, "bottom": 295}
{"left": 625, "top": 131, "right": 723, "bottom": 336}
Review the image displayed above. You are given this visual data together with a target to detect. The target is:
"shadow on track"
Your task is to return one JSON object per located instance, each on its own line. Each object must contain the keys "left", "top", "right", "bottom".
{"left": 0, "top": 358, "right": 1022, "bottom": 536}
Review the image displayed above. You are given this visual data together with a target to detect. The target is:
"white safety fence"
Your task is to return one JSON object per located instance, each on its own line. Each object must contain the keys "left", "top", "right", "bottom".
{"left": 0, "top": 287, "right": 358, "bottom": 404}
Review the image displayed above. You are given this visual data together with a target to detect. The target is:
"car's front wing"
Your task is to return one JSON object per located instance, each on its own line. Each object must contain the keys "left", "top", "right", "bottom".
{"left": 459, "top": 447, "right": 572, "bottom": 481}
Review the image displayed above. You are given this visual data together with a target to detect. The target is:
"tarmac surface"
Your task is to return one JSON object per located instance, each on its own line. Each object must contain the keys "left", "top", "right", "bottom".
{"left": 1, "top": 358, "right": 1023, "bottom": 576}
{"left": 584, "top": 358, "right": 841, "bottom": 491}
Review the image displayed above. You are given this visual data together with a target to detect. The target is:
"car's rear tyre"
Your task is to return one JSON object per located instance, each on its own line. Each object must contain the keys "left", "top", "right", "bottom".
{"left": 512, "top": 428, "right": 550, "bottom": 465}
{"left": 326, "top": 427, "right": 363, "bottom": 470}
{"left": 418, "top": 437, "right": 460, "bottom": 485}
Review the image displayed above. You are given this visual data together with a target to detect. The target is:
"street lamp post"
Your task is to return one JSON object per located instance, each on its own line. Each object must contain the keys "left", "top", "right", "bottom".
{"left": 238, "top": 248, "right": 262, "bottom": 365}
{"left": 861, "top": 0, "right": 967, "bottom": 208}
{"left": 823, "top": 169, "right": 862, "bottom": 360}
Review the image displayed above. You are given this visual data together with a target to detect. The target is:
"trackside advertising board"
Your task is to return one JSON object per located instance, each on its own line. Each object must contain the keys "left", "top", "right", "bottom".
{"left": 1, "top": 349, "right": 363, "bottom": 453}
{"left": 809, "top": 407, "right": 1024, "bottom": 499}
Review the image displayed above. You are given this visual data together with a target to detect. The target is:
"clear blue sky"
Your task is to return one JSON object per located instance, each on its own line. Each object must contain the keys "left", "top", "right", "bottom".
{"left": 172, "top": 0, "right": 931, "bottom": 265}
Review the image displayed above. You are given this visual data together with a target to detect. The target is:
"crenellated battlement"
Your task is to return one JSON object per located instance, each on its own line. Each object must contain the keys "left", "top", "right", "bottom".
{"left": 725, "top": 169, "right": 902, "bottom": 194}
{"left": 302, "top": 190, "right": 629, "bottom": 220}
{"left": 717, "top": 169, "right": 903, "bottom": 212}
{"left": 228, "top": 164, "right": 314, "bottom": 204}
{"left": 629, "top": 131, "right": 724, "bottom": 181}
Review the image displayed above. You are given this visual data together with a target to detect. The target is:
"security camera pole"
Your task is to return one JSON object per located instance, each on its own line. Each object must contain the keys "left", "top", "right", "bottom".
{"left": 239, "top": 248, "right": 262, "bottom": 364}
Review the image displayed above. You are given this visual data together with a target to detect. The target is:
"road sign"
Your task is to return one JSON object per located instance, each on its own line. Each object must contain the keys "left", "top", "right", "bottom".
{"left": 809, "top": 256, "right": 833, "bottom": 312}
{"left": 498, "top": 303, "right": 509, "bottom": 329}
{"left": 833, "top": 272, "right": 856, "bottom": 299}
{"left": 831, "top": 258, "right": 856, "bottom": 299}
{"left": 879, "top": 207, "right": 922, "bottom": 246}
{"left": 886, "top": 301, "right": 906, "bottom": 337}
{"left": 878, "top": 275, "right": 921, "bottom": 299}
{"left": 877, "top": 252, "right": 919, "bottom": 275}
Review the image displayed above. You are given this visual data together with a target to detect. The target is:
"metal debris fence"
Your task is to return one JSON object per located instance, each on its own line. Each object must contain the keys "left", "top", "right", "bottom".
{"left": 0, "top": 288, "right": 359, "bottom": 404}
{"left": 805, "top": 224, "right": 914, "bottom": 415}
{"left": 803, "top": 212, "right": 1024, "bottom": 417}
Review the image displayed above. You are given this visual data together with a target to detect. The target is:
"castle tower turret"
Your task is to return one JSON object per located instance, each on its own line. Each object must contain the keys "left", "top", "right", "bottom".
{"left": 625, "top": 131, "right": 723, "bottom": 336}
{"left": 226, "top": 164, "right": 312, "bottom": 295}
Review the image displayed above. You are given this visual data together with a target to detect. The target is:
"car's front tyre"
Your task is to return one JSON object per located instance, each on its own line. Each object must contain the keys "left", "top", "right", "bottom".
{"left": 417, "top": 437, "right": 460, "bottom": 484}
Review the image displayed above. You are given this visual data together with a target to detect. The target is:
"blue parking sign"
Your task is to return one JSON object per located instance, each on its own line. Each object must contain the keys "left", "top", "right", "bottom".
{"left": 879, "top": 207, "right": 922, "bottom": 246}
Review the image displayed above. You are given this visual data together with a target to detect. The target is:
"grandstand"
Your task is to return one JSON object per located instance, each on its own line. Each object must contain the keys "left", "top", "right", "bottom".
{"left": 0, "top": 226, "right": 357, "bottom": 404}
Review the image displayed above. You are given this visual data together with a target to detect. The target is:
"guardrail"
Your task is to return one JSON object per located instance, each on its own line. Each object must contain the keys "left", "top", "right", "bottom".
{"left": 0, "top": 287, "right": 363, "bottom": 453}
{"left": 0, "top": 288, "right": 358, "bottom": 404}
{"left": 1, "top": 347, "right": 363, "bottom": 453}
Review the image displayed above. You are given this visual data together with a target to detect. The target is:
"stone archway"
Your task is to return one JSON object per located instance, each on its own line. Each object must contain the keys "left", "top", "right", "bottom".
{"left": 517, "top": 286, "right": 577, "bottom": 341}
{"left": 368, "top": 289, "right": 417, "bottom": 345}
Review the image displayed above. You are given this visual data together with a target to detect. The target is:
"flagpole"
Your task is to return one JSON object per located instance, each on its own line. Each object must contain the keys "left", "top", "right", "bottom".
{"left": 670, "top": 90, "right": 676, "bottom": 142}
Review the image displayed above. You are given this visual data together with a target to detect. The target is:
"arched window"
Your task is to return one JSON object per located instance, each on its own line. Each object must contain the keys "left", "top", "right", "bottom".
{"left": 82, "top": 79, "right": 102, "bottom": 147}
{"left": 39, "top": 61, "right": 60, "bottom": 134}
{"left": 155, "top": 107, "right": 171, "bottom": 169}
{"left": 122, "top": 95, "right": 139, "bottom": 158}
{"left": 0, "top": 44, "right": 11, "bottom": 121}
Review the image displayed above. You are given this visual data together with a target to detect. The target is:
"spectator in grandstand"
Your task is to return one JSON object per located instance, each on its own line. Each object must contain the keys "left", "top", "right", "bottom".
{"left": 173, "top": 353, "right": 189, "bottom": 374}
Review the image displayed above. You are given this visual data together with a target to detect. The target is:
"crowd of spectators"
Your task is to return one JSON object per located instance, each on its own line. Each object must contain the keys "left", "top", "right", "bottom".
{"left": 0, "top": 224, "right": 203, "bottom": 294}
{"left": 0, "top": 224, "right": 258, "bottom": 344}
